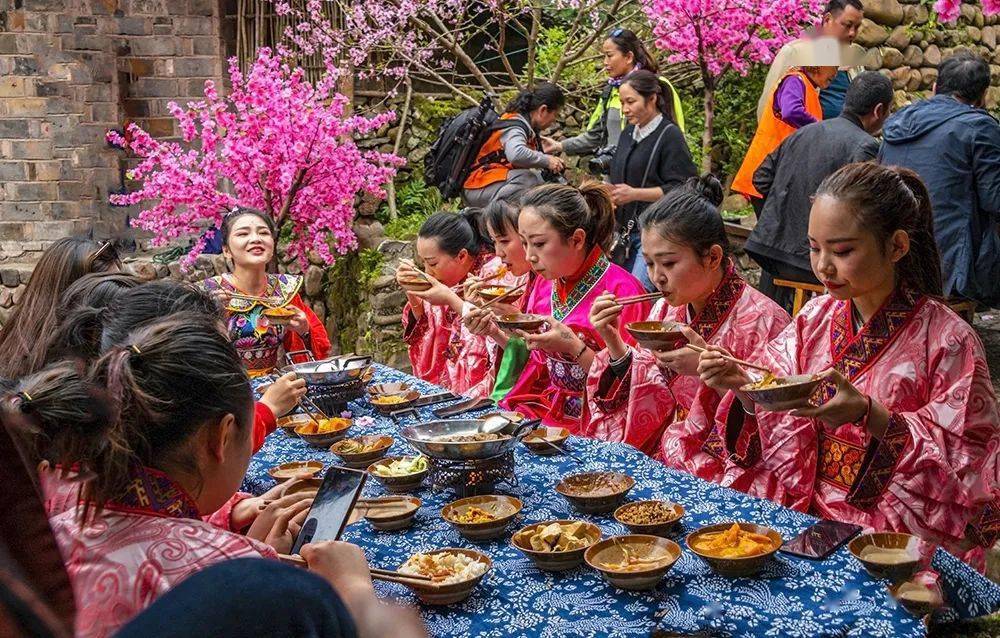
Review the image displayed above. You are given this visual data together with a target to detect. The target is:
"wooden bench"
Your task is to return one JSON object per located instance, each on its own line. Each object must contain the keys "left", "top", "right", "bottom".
{"left": 772, "top": 278, "right": 978, "bottom": 323}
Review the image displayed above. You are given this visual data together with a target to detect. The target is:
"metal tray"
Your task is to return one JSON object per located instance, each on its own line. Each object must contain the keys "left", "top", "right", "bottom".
{"left": 279, "top": 354, "right": 373, "bottom": 385}
{"left": 401, "top": 418, "right": 538, "bottom": 461}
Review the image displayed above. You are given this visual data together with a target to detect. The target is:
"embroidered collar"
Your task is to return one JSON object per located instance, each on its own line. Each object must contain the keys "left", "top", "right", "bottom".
{"left": 103, "top": 464, "right": 201, "bottom": 520}
{"left": 555, "top": 246, "right": 603, "bottom": 305}
{"left": 209, "top": 273, "right": 302, "bottom": 312}
{"left": 552, "top": 249, "right": 609, "bottom": 321}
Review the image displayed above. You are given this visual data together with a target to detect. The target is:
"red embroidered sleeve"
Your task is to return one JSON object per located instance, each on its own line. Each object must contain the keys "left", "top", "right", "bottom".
{"left": 846, "top": 412, "right": 911, "bottom": 510}
{"left": 252, "top": 401, "right": 276, "bottom": 453}
{"left": 724, "top": 402, "right": 761, "bottom": 468}
{"left": 592, "top": 364, "right": 632, "bottom": 413}
{"left": 402, "top": 304, "right": 428, "bottom": 344}
{"left": 965, "top": 495, "right": 1000, "bottom": 548}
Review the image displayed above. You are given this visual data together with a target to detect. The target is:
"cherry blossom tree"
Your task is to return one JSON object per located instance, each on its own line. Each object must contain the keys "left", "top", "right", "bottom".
{"left": 644, "top": 0, "right": 823, "bottom": 172}
{"left": 109, "top": 48, "right": 404, "bottom": 268}
{"left": 935, "top": 0, "right": 1000, "bottom": 23}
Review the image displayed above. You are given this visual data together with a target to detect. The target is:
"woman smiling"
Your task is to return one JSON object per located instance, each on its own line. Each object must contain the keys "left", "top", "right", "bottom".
{"left": 200, "top": 208, "right": 330, "bottom": 376}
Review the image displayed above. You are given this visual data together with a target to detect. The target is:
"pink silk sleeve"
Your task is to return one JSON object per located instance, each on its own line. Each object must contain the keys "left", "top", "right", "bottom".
{"left": 204, "top": 492, "right": 254, "bottom": 532}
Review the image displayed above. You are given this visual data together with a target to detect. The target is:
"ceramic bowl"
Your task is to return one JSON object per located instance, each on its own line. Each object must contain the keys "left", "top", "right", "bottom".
{"left": 495, "top": 313, "right": 546, "bottom": 333}
{"left": 367, "top": 382, "right": 414, "bottom": 398}
{"left": 555, "top": 472, "right": 635, "bottom": 515}
{"left": 277, "top": 477, "right": 322, "bottom": 497}
{"left": 367, "top": 456, "right": 429, "bottom": 493}
{"left": 739, "top": 375, "right": 822, "bottom": 411}
{"left": 370, "top": 390, "right": 420, "bottom": 415}
{"left": 521, "top": 427, "right": 571, "bottom": 456}
{"left": 585, "top": 535, "right": 682, "bottom": 591}
{"left": 277, "top": 412, "right": 316, "bottom": 434}
{"left": 848, "top": 532, "right": 922, "bottom": 583}
{"left": 441, "top": 495, "right": 523, "bottom": 541}
{"left": 625, "top": 321, "right": 687, "bottom": 351}
{"left": 397, "top": 548, "right": 492, "bottom": 605}
{"left": 613, "top": 500, "right": 685, "bottom": 537}
{"left": 399, "top": 276, "right": 432, "bottom": 292}
{"left": 363, "top": 496, "right": 421, "bottom": 531}
{"left": 329, "top": 435, "right": 394, "bottom": 469}
{"left": 511, "top": 519, "right": 602, "bottom": 572}
{"left": 478, "top": 285, "right": 524, "bottom": 303}
{"left": 686, "top": 522, "right": 783, "bottom": 577}
{"left": 267, "top": 460, "right": 324, "bottom": 481}
{"left": 262, "top": 306, "right": 297, "bottom": 326}
{"left": 888, "top": 577, "right": 945, "bottom": 616}
{"left": 294, "top": 417, "right": 352, "bottom": 448}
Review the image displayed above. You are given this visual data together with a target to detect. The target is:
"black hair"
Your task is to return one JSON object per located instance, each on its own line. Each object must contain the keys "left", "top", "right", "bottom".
{"left": 825, "top": 0, "right": 863, "bottom": 15}
{"left": 936, "top": 51, "right": 990, "bottom": 105}
{"left": 815, "top": 163, "right": 942, "bottom": 297}
{"left": 640, "top": 175, "right": 730, "bottom": 258}
{"left": 99, "top": 281, "right": 222, "bottom": 352}
{"left": 504, "top": 82, "right": 566, "bottom": 116}
{"left": 519, "top": 181, "right": 616, "bottom": 252}
{"left": 842, "top": 71, "right": 893, "bottom": 118}
{"left": 483, "top": 199, "right": 520, "bottom": 238}
{"left": 621, "top": 70, "right": 677, "bottom": 125}
{"left": 605, "top": 28, "right": 660, "bottom": 74}
{"left": 418, "top": 209, "right": 493, "bottom": 258}
{"left": 220, "top": 207, "right": 276, "bottom": 247}
{"left": 46, "top": 272, "right": 143, "bottom": 364}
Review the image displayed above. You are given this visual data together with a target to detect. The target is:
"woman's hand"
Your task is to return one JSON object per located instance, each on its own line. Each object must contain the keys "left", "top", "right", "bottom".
{"left": 259, "top": 371, "right": 307, "bottom": 418}
{"left": 610, "top": 184, "right": 638, "bottom": 206}
{"left": 245, "top": 493, "right": 313, "bottom": 554}
{"left": 589, "top": 293, "right": 627, "bottom": 361}
{"left": 463, "top": 276, "right": 486, "bottom": 304}
{"left": 287, "top": 306, "right": 311, "bottom": 336}
{"left": 653, "top": 326, "right": 706, "bottom": 377}
{"left": 541, "top": 136, "right": 563, "bottom": 154}
{"left": 698, "top": 345, "right": 753, "bottom": 397}
{"left": 230, "top": 480, "right": 316, "bottom": 531}
{"left": 547, "top": 155, "right": 566, "bottom": 173}
{"left": 462, "top": 307, "right": 496, "bottom": 337}
{"left": 518, "top": 317, "right": 583, "bottom": 357}
{"left": 410, "top": 274, "right": 464, "bottom": 313}
{"left": 778, "top": 369, "right": 871, "bottom": 428}
{"left": 300, "top": 541, "right": 376, "bottom": 622}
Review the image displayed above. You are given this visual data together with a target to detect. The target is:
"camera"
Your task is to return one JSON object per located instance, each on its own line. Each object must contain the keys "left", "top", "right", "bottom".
{"left": 587, "top": 146, "right": 617, "bottom": 175}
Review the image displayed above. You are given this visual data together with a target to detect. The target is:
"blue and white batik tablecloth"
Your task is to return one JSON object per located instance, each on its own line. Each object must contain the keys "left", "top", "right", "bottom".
{"left": 245, "top": 364, "right": 1000, "bottom": 638}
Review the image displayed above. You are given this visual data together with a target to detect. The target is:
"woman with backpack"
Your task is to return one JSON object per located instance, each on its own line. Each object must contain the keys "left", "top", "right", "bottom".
{"left": 462, "top": 83, "right": 566, "bottom": 208}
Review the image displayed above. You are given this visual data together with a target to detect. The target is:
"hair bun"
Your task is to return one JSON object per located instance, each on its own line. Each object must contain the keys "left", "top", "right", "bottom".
{"left": 685, "top": 175, "right": 723, "bottom": 208}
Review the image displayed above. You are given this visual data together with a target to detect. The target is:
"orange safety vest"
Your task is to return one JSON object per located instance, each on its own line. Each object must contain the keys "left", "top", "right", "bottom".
{"left": 732, "top": 70, "right": 822, "bottom": 199}
{"left": 464, "top": 113, "right": 537, "bottom": 190}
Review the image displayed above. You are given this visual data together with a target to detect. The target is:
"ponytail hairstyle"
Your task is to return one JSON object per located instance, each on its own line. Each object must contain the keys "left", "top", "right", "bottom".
{"left": 621, "top": 70, "right": 677, "bottom": 125}
{"left": 418, "top": 209, "right": 493, "bottom": 258}
{"left": 46, "top": 272, "right": 142, "bottom": 364}
{"left": 606, "top": 28, "right": 660, "bottom": 74}
{"left": 483, "top": 198, "right": 520, "bottom": 238}
{"left": 640, "top": 175, "right": 730, "bottom": 259}
{"left": 814, "top": 163, "right": 943, "bottom": 297}
{"left": 504, "top": 82, "right": 566, "bottom": 117}
{"left": 520, "top": 181, "right": 616, "bottom": 252}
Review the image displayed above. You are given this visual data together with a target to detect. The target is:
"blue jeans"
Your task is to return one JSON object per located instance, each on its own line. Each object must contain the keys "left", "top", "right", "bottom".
{"left": 115, "top": 558, "right": 356, "bottom": 638}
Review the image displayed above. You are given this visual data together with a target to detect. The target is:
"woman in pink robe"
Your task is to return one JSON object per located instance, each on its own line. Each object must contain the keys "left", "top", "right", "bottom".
{"left": 499, "top": 182, "right": 650, "bottom": 431}
{"left": 700, "top": 163, "right": 1000, "bottom": 569}
{"left": 584, "top": 177, "right": 789, "bottom": 463}
{"left": 398, "top": 210, "right": 515, "bottom": 398}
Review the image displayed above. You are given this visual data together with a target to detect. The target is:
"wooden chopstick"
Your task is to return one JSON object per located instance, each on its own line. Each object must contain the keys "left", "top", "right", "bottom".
{"left": 614, "top": 291, "right": 664, "bottom": 306}
{"left": 298, "top": 394, "right": 330, "bottom": 421}
{"left": 479, "top": 267, "right": 508, "bottom": 283}
{"left": 399, "top": 259, "right": 431, "bottom": 282}
{"left": 356, "top": 497, "right": 410, "bottom": 505}
{"left": 684, "top": 344, "right": 774, "bottom": 375}
{"left": 480, "top": 281, "right": 527, "bottom": 310}
{"left": 371, "top": 567, "right": 433, "bottom": 582}
{"left": 278, "top": 555, "right": 436, "bottom": 585}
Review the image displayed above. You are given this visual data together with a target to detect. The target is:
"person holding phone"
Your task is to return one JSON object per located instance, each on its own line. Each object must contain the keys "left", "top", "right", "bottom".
{"left": 606, "top": 71, "right": 697, "bottom": 290}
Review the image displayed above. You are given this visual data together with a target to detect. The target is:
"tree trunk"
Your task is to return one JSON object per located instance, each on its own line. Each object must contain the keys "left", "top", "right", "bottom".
{"left": 701, "top": 85, "right": 715, "bottom": 175}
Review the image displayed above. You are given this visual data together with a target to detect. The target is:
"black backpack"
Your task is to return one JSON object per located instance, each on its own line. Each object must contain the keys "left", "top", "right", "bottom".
{"left": 424, "top": 95, "right": 533, "bottom": 199}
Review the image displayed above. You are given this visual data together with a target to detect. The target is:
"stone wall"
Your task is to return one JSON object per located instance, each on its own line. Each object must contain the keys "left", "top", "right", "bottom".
{"left": 859, "top": 0, "right": 1000, "bottom": 109}
{"left": 0, "top": 0, "right": 225, "bottom": 263}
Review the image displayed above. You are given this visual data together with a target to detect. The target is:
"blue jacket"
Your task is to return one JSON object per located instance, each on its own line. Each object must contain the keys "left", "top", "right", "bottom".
{"left": 879, "top": 95, "right": 1000, "bottom": 306}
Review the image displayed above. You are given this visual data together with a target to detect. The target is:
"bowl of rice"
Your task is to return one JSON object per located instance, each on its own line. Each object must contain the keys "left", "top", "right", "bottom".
{"left": 397, "top": 548, "right": 492, "bottom": 605}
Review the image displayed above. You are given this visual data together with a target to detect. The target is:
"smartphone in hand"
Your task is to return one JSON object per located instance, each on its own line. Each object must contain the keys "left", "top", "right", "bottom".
{"left": 290, "top": 466, "right": 366, "bottom": 554}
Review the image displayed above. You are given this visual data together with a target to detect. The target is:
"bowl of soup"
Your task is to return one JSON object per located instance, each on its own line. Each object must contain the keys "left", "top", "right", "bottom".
{"left": 848, "top": 532, "right": 922, "bottom": 583}
{"left": 625, "top": 321, "right": 687, "bottom": 351}
{"left": 686, "top": 522, "right": 783, "bottom": 577}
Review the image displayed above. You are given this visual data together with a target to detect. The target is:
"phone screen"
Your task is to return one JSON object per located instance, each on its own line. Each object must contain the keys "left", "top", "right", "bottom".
{"left": 291, "top": 466, "right": 366, "bottom": 554}
{"left": 780, "top": 519, "right": 863, "bottom": 560}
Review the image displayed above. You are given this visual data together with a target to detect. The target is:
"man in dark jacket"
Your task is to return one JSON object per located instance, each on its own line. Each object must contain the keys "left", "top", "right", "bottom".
{"left": 747, "top": 71, "right": 892, "bottom": 311}
{"left": 879, "top": 52, "right": 1000, "bottom": 307}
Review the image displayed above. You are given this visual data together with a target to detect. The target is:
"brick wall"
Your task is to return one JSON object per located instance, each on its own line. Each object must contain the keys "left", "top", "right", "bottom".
{"left": 0, "top": 0, "right": 225, "bottom": 263}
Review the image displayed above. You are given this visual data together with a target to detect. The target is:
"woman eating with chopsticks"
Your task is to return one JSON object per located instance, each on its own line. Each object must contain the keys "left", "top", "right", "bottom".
{"left": 700, "top": 163, "right": 1000, "bottom": 570}
{"left": 583, "top": 176, "right": 789, "bottom": 462}
{"left": 396, "top": 209, "right": 516, "bottom": 397}
{"left": 584, "top": 176, "right": 789, "bottom": 462}
{"left": 199, "top": 207, "right": 330, "bottom": 376}
{"left": 499, "top": 182, "right": 649, "bottom": 430}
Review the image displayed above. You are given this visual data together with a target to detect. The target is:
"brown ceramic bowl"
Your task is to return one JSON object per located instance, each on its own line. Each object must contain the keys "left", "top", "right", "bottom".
{"left": 848, "top": 532, "right": 922, "bottom": 583}
{"left": 278, "top": 476, "right": 322, "bottom": 497}
{"left": 585, "top": 535, "right": 682, "bottom": 591}
{"left": 399, "top": 276, "right": 432, "bottom": 292}
{"left": 367, "top": 456, "right": 429, "bottom": 493}
{"left": 625, "top": 321, "right": 687, "bottom": 351}
{"left": 397, "top": 548, "right": 492, "bottom": 605}
{"left": 363, "top": 496, "right": 421, "bottom": 531}
{"left": 686, "top": 522, "right": 783, "bottom": 577}
{"left": 294, "top": 417, "right": 352, "bottom": 448}
{"left": 263, "top": 306, "right": 297, "bottom": 326}
{"left": 739, "top": 374, "right": 822, "bottom": 411}
{"left": 495, "top": 313, "right": 547, "bottom": 333}
{"left": 277, "top": 412, "right": 316, "bottom": 434}
{"left": 370, "top": 390, "right": 420, "bottom": 415}
{"left": 441, "top": 495, "right": 523, "bottom": 542}
{"left": 511, "top": 519, "right": 602, "bottom": 572}
{"left": 267, "top": 460, "right": 324, "bottom": 482}
{"left": 555, "top": 472, "right": 635, "bottom": 515}
{"left": 521, "top": 427, "right": 571, "bottom": 456}
{"left": 329, "top": 435, "right": 394, "bottom": 469}
{"left": 367, "top": 382, "right": 414, "bottom": 398}
{"left": 478, "top": 285, "right": 524, "bottom": 304}
{"left": 614, "top": 500, "right": 685, "bottom": 537}
{"left": 888, "top": 577, "right": 945, "bottom": 616}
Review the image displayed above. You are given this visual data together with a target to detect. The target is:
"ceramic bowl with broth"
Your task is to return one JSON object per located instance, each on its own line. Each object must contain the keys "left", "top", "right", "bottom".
{"left": 625, "top": 321, "right": 687, "bottom": 351}
{"left": 848, "top": 532, "right": 923, "bottom": 583}
{"left": 495, "top": 313, "right": 546, "bottom": 333}
{"left": 329, "top": 435, "right": 394, "bottom": 469}
{"left": 585, "top": 535, "right": 682, "bottom": 591}
{"left": 370, "top": 390, "right": 420, "bottom": 415}
{"left": 398, "top": 276, "right": 433, "bottom": 292}
{"left": 363, "top": 496, "right": 421, "bottom": 531}
{"left": 555, "top": 472, "right": 634, "bottom": 515}
{"left": 686, "top": 522, "right": 783, "bottom": 577}
{"left": 521, "top": 427, "right": 571, "bottom": 456}
{"left": 267, "top": 460, "right": 324, "bottom": 481}
{"left": 441, "top": 495, "right": 523, "bottom": 541}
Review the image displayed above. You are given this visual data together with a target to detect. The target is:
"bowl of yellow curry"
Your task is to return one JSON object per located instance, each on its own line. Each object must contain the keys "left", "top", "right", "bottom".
{"left": 686, "top": 522, "right": 783, "bottom": 577}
